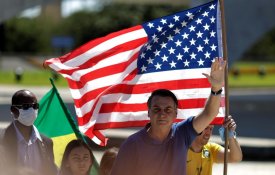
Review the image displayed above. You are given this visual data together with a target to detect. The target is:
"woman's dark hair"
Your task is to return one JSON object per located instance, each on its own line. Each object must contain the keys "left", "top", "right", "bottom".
{"left": 147, "top": 89, "right": 178, "bottom": 109}
{"left": 59, "top": 139, "right": 93, "bottom": 175}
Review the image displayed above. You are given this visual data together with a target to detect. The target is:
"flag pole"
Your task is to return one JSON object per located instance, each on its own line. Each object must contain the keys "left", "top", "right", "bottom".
{"left": 218, "top": 0, "right": 229, "bottom": 175}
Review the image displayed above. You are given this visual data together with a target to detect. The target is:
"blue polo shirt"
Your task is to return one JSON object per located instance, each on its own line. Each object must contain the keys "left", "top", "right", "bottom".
{"left": 111, "top": 117, "right": 197, "bottom": 175}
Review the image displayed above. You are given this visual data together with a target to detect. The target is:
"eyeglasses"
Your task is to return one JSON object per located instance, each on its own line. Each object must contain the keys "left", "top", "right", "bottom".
{"left": 12, "top": 103, "right": 39, "bottom": 110}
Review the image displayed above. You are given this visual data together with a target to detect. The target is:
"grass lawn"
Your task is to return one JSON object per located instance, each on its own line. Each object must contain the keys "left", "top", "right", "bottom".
{"left": 228, "top": 61, "right": 275, "bottom": 87}
{"left": 0, "top": 70, "right": 68, "bottom": 87}
{"left": 229, "top": 74, "right": 275, "bottom": 88}
{"left": 0, "top": 61, "right": 275, "bottom": 88}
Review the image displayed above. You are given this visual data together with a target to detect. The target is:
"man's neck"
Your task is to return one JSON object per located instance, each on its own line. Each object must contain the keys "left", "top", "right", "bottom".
{"left": 14, "top": 121, "right": 33, "bottom": 141}
{"left": 190, "top": 142, "right": 204, "bottom": 153}
{"left": 147, "top": 126, "right": 170, "bottom": 142}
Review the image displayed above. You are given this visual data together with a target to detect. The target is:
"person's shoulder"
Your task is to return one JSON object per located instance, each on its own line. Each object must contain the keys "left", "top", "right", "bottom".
{"left": 121, "top": 128, "right": 144, "bottom": 147}
{"left": 177, "top": 116, "right": 194, "bottom": 125}
{"left": 126, "top": 129, "right": 143, "bottom": 141}
{"left": 2, "top": 122, "right": 14, "bottom": 131}
{"left": 205, "top": 142, "right": 223, "bottom": 150}
{"left": 0, "top": 123, "right": 14, "bottom": 139}
{"left": 40, "top": 134, "right": 53, "bottom": 143}
{"left": 32, "top": 125, "right": 52, "bottom": 143}
{"left": 40, "top": 134, "right": 51, "bottom": 140}
{"left": 173, "top": 116, "right": 194, "bottom": 130}
{"left": 207, "top": 142, "right": 221, "bottom": 147}
{"left": 0, "top": 129, "right": 4, "bottom": 143}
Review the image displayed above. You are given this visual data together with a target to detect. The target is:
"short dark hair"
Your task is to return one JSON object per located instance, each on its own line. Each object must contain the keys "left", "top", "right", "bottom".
{"left": 11, "top": 89, "right": 36, "bottom": 105}
{"left": 147, "top": 89, "right": 178, "bottom": 109}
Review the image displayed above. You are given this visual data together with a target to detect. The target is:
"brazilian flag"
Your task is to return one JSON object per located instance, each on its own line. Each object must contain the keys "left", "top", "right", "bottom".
{"left": 34, "top": 79, "right": 99, "bottom": 175}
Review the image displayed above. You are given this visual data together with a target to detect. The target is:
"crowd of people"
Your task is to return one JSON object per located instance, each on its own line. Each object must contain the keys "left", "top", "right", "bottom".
{"left": 0, "top": 58, "right": 242, "bottom": 175}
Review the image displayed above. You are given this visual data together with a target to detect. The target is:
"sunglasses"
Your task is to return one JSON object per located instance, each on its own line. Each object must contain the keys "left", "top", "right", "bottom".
{"left": 12, "top": 103, "right": 39, "bottom": 110}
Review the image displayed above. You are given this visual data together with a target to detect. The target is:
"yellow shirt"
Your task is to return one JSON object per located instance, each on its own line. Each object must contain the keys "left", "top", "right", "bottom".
{"left": 186, "top": 142, "right": 223, "bottom": 175}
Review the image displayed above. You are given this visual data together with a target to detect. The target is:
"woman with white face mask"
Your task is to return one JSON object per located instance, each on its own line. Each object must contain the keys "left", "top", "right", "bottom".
{"left": 0, "top": 89, "right": 57, "bottom": 175}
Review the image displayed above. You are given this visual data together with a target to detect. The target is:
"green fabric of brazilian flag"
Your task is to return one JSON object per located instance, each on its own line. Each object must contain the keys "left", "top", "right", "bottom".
{"left": 34, "top": 79, "right": 99, "bottom": 175}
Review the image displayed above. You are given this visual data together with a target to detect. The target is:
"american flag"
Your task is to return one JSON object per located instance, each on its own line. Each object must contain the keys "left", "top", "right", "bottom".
{"left": 45, "top": 0, "right": 225, "bottom": 146}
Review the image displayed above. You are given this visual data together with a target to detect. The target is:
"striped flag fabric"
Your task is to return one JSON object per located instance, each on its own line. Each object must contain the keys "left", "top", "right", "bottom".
{"left": 45, "top": 0, "right": 225, "bottom": 146}
{"left": 34, "top": 79, "right": 99, "bottom": 174}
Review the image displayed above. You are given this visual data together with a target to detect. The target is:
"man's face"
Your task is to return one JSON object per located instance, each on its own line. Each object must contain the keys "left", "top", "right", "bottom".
{"left": 198, "top": 125, "right": 214, "bottom": 145}
{"left": 148, "top": 95, "right": 177, "bottom": 131}
{"left": 11, "top": 90, "right": 38, "bottom": 119}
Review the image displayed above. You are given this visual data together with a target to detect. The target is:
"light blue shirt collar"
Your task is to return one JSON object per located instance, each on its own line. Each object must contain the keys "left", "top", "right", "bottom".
{"left": 13, "top": 121, "right": 43, "bottom": 143}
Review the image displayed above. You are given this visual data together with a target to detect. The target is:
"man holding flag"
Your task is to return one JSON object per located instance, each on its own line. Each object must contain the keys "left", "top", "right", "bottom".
{"left": 44, "top": 0, "right": 225, "bottom": 147}
{"left": 43, "top": 0, "right": 227, "bottom": 174}
{"left": 110, "top": 58, "right": 225, "bottom": 175}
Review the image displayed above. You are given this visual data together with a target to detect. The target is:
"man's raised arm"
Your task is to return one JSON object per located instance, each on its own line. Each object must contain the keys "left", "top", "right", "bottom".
{"left": 193, "top": 57, "right": 226, "bottom": 133}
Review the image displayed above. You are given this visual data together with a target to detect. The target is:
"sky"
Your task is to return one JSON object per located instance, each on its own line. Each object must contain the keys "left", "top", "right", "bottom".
{"left": 61, "top": 0, "right": 100, "bottom": 17}
{"left": 21, "top": 0, "right": 101, "bottom": 18}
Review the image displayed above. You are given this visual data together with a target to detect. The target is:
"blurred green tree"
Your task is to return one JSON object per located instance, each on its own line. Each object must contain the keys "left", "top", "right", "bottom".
{"left": 4, "top": 17, "right": 56, "bottom": 54}
{"left": 242, "top": 28, "right": 275, "bottom": 61}
{"left": 4, "top": 2, "right": 271, "bottom": 62}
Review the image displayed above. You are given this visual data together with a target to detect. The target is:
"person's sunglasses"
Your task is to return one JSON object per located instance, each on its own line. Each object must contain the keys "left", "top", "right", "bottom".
{"left": 12, "top": 103, "right": 39, "bottom": 110}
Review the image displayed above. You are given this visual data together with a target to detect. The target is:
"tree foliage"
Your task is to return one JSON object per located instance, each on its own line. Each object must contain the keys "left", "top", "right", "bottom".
{"left": 1, "top": 3, "right": 275, "bottom": 62}
{"left": 242, "top": 28, "right": 275, "bottom": 61}
{"left": 59, "top": 3, "right": 187, "bottom": 49}
{"left": 2, "top": 3, "right": 186, "bottom": 54}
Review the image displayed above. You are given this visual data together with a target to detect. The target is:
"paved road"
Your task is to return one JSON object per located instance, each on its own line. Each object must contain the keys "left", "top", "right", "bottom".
{"left": 212, "top": 161, "right": 275, "bottom": 175}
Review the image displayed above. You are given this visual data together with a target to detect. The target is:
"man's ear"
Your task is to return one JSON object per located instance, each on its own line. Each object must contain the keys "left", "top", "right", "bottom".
{"left": 148, "top": 109, "right": 152, "bottom": 119}
{"left": 10, "top": 106, "right": 19, "bottom": 116}
{"left": 10, "top": 105, "right": 15, "bottom": 112}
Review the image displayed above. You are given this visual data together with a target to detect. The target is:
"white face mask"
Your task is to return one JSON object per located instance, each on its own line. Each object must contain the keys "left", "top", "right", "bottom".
{"left": 14, "top": 107, "right": 38, "bottom": 126}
